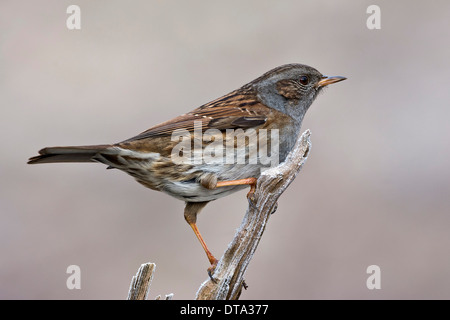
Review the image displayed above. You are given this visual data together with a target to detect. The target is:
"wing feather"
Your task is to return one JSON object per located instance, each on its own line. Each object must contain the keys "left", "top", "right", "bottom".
{"left": 120, "top": 89, "right": 268, "bottom": 143}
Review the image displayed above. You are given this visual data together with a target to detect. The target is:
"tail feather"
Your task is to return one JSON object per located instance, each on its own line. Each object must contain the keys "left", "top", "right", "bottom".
{"left": 28, "top": 144, "right": 111, "bottom": 164}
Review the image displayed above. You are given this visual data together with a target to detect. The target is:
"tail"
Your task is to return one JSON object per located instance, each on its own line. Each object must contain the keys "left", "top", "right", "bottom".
{"left": 28, "top": 144, "right": 112, "bottom": 164}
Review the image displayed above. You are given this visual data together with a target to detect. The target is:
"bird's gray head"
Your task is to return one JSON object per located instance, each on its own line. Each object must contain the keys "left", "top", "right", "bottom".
{"left": 250, "top": 63, "right": 346, "bottom": 124}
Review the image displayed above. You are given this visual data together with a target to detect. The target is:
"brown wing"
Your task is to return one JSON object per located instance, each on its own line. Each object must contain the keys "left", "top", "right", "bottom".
{"left": 119, "top": 89, "right": 268, "bottom": 143}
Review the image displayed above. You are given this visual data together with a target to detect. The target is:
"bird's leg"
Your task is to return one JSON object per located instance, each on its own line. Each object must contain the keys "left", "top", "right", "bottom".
{"left": 184, "top": 201, "right": 218, "bottom": 280}
{"left": 215, "top": 177, "right": 258, "bottom": 206}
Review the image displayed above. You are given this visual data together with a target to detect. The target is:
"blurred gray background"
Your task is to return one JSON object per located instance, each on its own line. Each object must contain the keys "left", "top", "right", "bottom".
{"left": 1, "top": 0, "right": 450, "bottom": 299}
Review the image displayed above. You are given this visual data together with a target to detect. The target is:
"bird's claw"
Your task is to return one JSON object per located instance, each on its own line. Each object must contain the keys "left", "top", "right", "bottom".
{"left": 247, "top": 195, "right": 257, "bottom": 210}
{"left": 207, "top": 259, "right": 218, "bottom": 283}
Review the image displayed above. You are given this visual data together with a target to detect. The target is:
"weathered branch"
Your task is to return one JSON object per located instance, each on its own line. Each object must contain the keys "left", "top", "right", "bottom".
{"left": 195, "top": 129, "right": 312, "bottom": 300}
{"left": 127, "top": 262, "right": 174, "bottom": 300}
{"left": 126, "top": 130, "right": 311, "bottom": 300}
{"left": 127, "top": 262, "right": 156, "bottom": 300}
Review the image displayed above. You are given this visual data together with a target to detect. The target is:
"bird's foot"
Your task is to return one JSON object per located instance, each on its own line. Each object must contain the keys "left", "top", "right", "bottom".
{"left": 207, "top": 259, "right": 219, "bottom": 283}
{"left": 246, "top": 183, "right": 257, "bottom": 210}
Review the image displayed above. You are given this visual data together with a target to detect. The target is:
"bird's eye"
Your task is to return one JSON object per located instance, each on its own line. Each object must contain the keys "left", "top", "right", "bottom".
{"left": 299, "top": 75, "right": 309, "bottom": 85}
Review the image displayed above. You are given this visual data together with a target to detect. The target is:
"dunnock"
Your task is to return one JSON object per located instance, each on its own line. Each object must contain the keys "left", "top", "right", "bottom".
{"left": 28, "top": 64, "right": 346, "bottom": 274}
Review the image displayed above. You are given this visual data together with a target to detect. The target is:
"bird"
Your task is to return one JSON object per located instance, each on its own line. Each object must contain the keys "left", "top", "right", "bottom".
{"left": 28, "top": 63, "right": 346, "bottom": 276}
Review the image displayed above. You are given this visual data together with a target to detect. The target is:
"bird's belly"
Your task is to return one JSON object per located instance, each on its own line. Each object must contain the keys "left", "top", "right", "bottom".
{"left": 104, "top": 147, "right": 268, "bottom": 202}
{"left": 162, "top": 163, "right": 262, "bottom": 202}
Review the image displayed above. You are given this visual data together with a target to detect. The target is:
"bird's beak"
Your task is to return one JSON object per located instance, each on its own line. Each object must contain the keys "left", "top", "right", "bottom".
{"left": 316, "top": 75, "right": 347, "bottom": 88}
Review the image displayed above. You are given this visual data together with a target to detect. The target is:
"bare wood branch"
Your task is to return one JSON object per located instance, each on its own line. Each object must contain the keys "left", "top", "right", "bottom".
{"left": 127, "top": 262, "right": 156, "bottom": 300}
{"left": 155, "top": 293, "right": 174, "bottom": 300}
{"left": 126, "top": 130, "right": 311, "bottom": 300}
{"left": 195, "top": 129, "right": 312, "bottom": 300}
